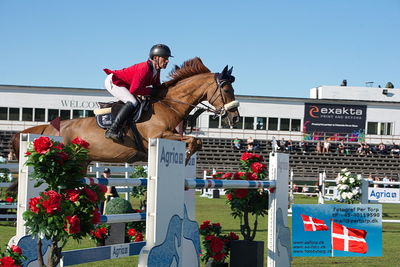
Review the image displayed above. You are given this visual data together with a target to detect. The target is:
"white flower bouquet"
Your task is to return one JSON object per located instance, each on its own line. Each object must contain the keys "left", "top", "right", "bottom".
{"left": 336, "top": 168, "right": 362, "bottom": 203}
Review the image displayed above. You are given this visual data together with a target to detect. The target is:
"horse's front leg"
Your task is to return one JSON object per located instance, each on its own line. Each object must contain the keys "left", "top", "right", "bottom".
{"left": 160, "top": 132, "right": 203, "bottom": 164}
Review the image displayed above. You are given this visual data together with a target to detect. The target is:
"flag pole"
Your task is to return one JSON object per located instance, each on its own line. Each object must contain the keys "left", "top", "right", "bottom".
{"left": 331, "top": 219, "right": 334, "bottom": 257}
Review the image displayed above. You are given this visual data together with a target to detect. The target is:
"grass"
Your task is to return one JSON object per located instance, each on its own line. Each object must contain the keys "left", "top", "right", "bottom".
{"left": 0, "top": 194, "right": 399, "bottom": 266}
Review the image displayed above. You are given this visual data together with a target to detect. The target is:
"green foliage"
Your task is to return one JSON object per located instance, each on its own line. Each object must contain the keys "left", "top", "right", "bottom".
{"left": 130, "top": 166, "right": 147, "bottom": 209}
{"left": 0, "top": 168, "right": 12, "bottom": 183}
{"left": 105, "top": 198, "right": 133, "bottom": 214}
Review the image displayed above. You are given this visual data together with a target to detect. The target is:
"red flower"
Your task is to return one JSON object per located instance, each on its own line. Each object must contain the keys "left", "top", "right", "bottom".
{"left": 234, "top": 189, "right": 249, "bottom": 199}
{"left": 205, "top": 235, "right": 214, "bottom": 241}
{"left": 210, "top": 236, "right": 225, "bottom": 253}
{"left": 57, "top": 152, "right": 69, "bottom": 164}
{"left": 41, "top": 191, "right": 62, "bottom": 214}
{"left": 233, "top": 172, "right": 244, "bottom": 179}
{"left": 33, "top": 136, "right": 53, "bottom": 154}
{"left": 240, "top": 152, "right": 253, "bottom": 161}
{"left": 221, "top": 172, "right": 233, "bottom": 179}
{"left": 127, "top": 228, "right": 137, "bottom": 237}
{"left": 0, "top": 256, "right": 16, "bottom": 267}
{"left": 226, "top": 193, "right": 232, "bottom": 201}
{"left": 134, "top": 233, "right": 144, "bottom": 242}
{"left": 251, "top": 162, "right": 265, "bottom": 174}
{"left": 200, "top": 221, "right": 210, "bottom": 230}
{"left": 94, "top": 229, "right": 103, "bottom": 239}
{"left": 97, "top": 184, "right": 107, "bottom": 193}
{"left": 64, "top": 189, "right": 80, "bottom": 202}
{"left": 71, "top": 137, "right": 90, "bottom": 148}
{"left": 213, "top": 252, "right": 226, "bottom": 262}
{"left": 25, "top": 151, "right": 31, "bottom": 156}
{"left": 53, "top": 143, "right": 64, "bottom": 150}
{"left": 91, "top": 208, "right": 101, "bottom": 224}
{"left": 229, "top": 232, "right": 239, "bottom": 240}
{"left": 245, "top": 172, "right": 258, "bottom": 181}
{"left": 99, "top": 227, "right": 108, "bottom": 235}
{"left": 83, "top": 187, "right": 98, "bottom": 203}
{"left": 212, "top": 223, "right": 221, "bottom": 228}
{"left": 5, "top": 197, "right": 13, "bottom": 203}
{"left": 66, "top": 215, "right": 81, "bottom": 234}
{"left": 28, "top": 196, "right": 42, "bottom": 213}
{"left": 10, "top": 245, "right": 22, "bottom": 254}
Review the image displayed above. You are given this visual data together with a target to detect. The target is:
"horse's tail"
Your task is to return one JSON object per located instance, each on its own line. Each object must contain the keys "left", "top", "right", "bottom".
{"left": 7, "top": 124, "right": 49, "bottom": 194}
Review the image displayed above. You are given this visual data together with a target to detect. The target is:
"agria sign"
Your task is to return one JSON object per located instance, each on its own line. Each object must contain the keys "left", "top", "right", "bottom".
{"left": 159, "top": 146, "right": 185, "bottom": 167}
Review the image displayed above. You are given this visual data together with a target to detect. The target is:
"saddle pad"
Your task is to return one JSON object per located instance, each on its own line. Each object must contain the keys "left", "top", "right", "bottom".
{"left": 96, "top": 113, "right": 113, "bottom": 129}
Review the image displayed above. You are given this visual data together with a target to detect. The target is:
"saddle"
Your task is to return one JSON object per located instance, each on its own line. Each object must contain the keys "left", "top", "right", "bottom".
{"left": 95, "top": 96, "right": 150, "bottom": 129}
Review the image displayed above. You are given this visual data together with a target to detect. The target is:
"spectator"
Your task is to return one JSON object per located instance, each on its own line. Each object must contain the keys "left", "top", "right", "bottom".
{"left": 390, "top": 142, "right": 400, "bottom": 155}
{"left": 367, "top": 174, "right": 374, "bottom": 187}
{"left": 338, "top": 140, "right": 346, "bottom": 154}
{"left": 362, "top": 142, "right": 372, "bottom": 155}
{"left": 7, "top": 151, "right": 14, "bottom": 161}
{"left": 246, "top": 136, "right": 254, "bottom": 152}
{"left": 287, "top": 139, "right": 294, "bottom": 153}
{"left": 298, "top": 140, "right": 308, "bottom": 154}
{"left": 100, "top": 168, "right": 119, "bottom": 214}
{"left": 279, "top": 138, "right": 287, "bottom": 151}
{"left": 373, "top": 177, "right": 380, "bottom": 188}
{"left": 357, "top": 143, "right": 364, "bottom": 155}
{"left": 271, "top": 136, "right": 279, "bottom": 152}
{"left": 377, "top": 143, "right": 386, "bottom": 155}
{"left": 322, "top": 139, "right": 331, "bottom": 153}
{"left": 315, "top": 140, "right": 322, "bottom": 153}
{"left": 382, "top": 176, "right": 389, "bottom": 188}
{"left": 233, "top": 137, "right": 242, "bottom": 150}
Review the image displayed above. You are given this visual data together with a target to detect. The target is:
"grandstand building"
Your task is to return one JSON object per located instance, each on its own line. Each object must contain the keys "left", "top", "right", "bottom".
{"left": 1, "top": 84, "right": 400, "bottom": 181}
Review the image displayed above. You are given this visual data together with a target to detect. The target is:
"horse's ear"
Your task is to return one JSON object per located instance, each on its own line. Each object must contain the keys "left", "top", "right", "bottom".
{"left": 221, "top": 65, "right": 228, "bottom": 76}
{"left": 228, "top": 66, "right": 233, "bottom": 75}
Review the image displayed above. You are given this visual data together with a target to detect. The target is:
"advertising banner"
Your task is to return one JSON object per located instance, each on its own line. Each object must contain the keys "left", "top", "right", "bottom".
{"left": 368, "top": 188, "right": 400, "bottom": 202}
{"left": 303, "top": 103, "right": 367, "bottom": 134}
{"left": 292, "top": 204, "right": 382, "bottom": 257}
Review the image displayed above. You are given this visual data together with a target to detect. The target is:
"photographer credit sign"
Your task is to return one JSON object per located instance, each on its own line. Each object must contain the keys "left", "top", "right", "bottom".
{"left": 303, "top": 103, "right": 367, "bottom": 134}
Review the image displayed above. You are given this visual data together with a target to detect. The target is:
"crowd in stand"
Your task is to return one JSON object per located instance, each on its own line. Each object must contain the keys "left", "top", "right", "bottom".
{"left": 232, "top": 136, "right": 400, "bottom": 156}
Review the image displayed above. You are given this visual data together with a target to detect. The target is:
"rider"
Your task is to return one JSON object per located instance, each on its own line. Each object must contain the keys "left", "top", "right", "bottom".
{"left": 103, "top": 44, "right": 172, "bottom": 141}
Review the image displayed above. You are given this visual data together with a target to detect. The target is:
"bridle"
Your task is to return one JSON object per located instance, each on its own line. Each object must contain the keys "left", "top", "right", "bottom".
{"left": 157, "top": 72, "right": 239, "bottom": 117}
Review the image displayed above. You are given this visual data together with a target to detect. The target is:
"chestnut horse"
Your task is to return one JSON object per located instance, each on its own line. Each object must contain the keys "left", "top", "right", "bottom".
{"left": 12, "top": 57, "right": 240, "bottom": 164}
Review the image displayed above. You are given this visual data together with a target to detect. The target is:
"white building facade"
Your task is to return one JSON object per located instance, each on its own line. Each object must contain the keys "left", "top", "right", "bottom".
{"left": 0, "top": 84, "right": 399, "bottom": 144}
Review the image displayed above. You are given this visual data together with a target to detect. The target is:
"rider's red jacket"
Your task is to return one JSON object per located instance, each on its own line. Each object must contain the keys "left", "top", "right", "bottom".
{"left": 104, "top": 60, "right": 160, "bottom": 96}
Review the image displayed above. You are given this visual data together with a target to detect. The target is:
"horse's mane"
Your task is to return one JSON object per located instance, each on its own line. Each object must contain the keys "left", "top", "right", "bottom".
{"left": 164, "top": 57, "right": 211, "bottom": 87}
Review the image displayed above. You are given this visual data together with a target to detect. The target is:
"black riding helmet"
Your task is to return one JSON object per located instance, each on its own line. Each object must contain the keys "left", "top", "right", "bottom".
{"left": 149, "top": 44, "right": 173, "bottom": 59}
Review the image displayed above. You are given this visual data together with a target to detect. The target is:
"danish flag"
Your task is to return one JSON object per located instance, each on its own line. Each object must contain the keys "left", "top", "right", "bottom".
{"left": 332, "top": 222, "right": 368, "bottom": 254}
{"left": 300, "top": 214, "right": 329, "bottom": 231}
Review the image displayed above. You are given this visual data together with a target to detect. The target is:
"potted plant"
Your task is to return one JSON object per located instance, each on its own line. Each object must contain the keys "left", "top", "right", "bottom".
{"left": 104, "top": 197, "right": 134, "bottom": 245}
{"left": 23, "top": 136, "right": 106, "bottom": 267}
{"left": 336, "top": 168, "right": 362, "bottom": 204}
{"left": 199, "top": 220, "right": 239, "bottom": 267}
{"left": 89, "top": 224, "right": 111, "bottom": 246}
{"left": 216, "top": 152, "right": 269, "bottom": 267}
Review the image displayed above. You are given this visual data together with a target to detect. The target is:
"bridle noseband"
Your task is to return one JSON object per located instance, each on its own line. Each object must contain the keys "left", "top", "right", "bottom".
{"left": 208, "top": 73, "right": 239, "bottom": 117}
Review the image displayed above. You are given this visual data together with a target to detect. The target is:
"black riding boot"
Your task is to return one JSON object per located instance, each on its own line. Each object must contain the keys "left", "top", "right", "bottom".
{"left": 105, "top": 102, "right": 135, "bottom": 142}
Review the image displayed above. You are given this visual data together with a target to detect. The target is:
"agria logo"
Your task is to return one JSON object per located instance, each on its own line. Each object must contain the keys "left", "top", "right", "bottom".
{"left": 160, "top": 146, "right": 184, "bottom": 167}
{"left": 309, "top": 105, "right": 320, "bottom": 118}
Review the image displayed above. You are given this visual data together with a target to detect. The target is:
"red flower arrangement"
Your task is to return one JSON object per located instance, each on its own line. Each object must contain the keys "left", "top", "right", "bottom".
{"left": 89, "top": 224, "right": 110, "bottom": 243}
{"left": 22, "top": 136, "right": 106, "bottom": 267}
{"left": 0, "top": 245, "right": 26, "bottom": 267}
{"left": 127, "top": 228, "right": 144, "bottom": 242}
{"left": 199, "top": 220, "right": 239, "bottom": 265}
{"left": 5, "top": 197, "right": 13, "bottom": 203}
{"left": 215, "top": 152, "right": 269, "bottom": 241}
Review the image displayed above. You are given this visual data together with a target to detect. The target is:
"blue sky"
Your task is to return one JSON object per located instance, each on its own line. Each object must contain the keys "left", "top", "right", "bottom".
{"left": 1, "top": 0, "right": 399, "bottom": 98}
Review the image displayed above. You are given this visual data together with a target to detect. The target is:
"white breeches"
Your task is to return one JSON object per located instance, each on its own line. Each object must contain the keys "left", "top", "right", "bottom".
{"left": 104, "top": 74, "right": 138, "bottom": 106}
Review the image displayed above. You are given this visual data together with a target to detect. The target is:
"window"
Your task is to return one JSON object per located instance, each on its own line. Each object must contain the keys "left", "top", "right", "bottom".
{"left": 22, "top": 108, "right": 33, "bottom": 121}
{"left": 280, "top": 118, "right": 290, "bottom": 131}
{"left": 232, "top": 116, "right": 243, "bottom": 129}
{"left": 268, "top": 117, "right": 278, "bottom": 130}
{"left": 48, "top": 109, "right": 59, "bottom": 121}
{"left": 60, "top": 110, "right": 70, "bottom": 120}
{"left": 256, "top": 117, "right": 266, "bottom": 130}
{"left": 291, "top": 119, "right": 301, "bottom": 132}
{"left": 209, "top": 115, "right": 219, "bottom": 128}
{"left": 34, "top": 108, "right": 45, "bottom": 122}
{"left": 244, "top": 117, "right": 254, "bottom": 130}
{"left": 9, "top": 108, "right": 20, "bottom": 121}
{"left": 86, "top": 110, "right": 95, "bottom": 117}
{"left": 367, "top": 122, "right": 378, "bottom": 135}
{"left": 73, "top": 110, "right": 85, "bottom": 118}
{"left": 379, "top": 122, "right": 392, "bottom": 135}
{"left": 0, "top": 107, "right": 7, "bottom": 120}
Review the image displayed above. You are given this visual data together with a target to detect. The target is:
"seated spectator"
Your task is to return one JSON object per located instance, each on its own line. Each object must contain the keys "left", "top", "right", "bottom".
{"left": 357, "top": 142, "right": 364, "bottom": 155}
{"left": 390, "top": 142, "right": 400, "bottom": 155}
{"left": 247, "top": 136, "right": 254, "bottom": 152}
{"left": 373, "top": 177, "right": 380, "bottom": 188}
{"left": 287, "top": 139, "right": 294, "bottom": 152}
{"left": 233, "top": 137, "right": 242, "bottom": 150}
{"left": 337, "top": 140, "right": 346, "bottom": 154}
{"left": 302, "top": 185, "right": 309, "bottom": 193}
{"left": 298, "top": 140, "right": 308, "bottom": 153}
{"left": 382, "top": 176, "right": 389, "bottom": 188}
{"left": 322, "top": 139, "right": 331, "bottom": 153}
{"left": 270, "top": 136, "right": 279, "bottom": 152}
{"left": 362, "top": 142, "right": 372, "bottom": 155}
{"left": 315, "top": 140, "right": 322, "bottom": 153}
{"left": 377, "top": 143, "right": 386, "bottom": 155}
{"left": 252, "top": 140, "right": 261, "bottom": 151}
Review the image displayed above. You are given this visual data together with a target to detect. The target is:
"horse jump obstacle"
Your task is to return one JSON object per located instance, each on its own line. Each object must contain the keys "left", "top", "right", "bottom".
{"left": 11, "top": 134, "right": 291, "bottom": 267}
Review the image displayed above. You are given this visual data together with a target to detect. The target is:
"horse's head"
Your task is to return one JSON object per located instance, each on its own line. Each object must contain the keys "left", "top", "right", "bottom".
{"left": 207, "top": 65, "right": 240, "bottom": 127}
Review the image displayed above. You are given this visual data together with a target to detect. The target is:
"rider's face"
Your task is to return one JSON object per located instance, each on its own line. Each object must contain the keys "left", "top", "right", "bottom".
{"left": 154, "top": 56, "right": 169, "bottom": 69}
